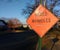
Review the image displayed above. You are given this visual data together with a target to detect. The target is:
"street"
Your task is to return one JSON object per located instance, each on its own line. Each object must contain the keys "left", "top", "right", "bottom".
{"left": 0, "top": 30, "right": 38, "bottom": 50}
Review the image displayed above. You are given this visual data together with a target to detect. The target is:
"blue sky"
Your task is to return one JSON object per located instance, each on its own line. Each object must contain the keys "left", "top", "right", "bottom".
{"left": 0, "top": 0, "right": 34, "bottom": 24}
{"left": 0, "top": 0, "right": 60, "bottom": 24}
{"left": 46, "top": 0, "right": 60, "bottom": 17}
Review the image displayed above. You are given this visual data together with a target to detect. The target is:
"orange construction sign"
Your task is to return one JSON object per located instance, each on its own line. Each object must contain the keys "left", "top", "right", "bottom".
{"left": 27, "top": 5, "right": 59, "bottom": 38}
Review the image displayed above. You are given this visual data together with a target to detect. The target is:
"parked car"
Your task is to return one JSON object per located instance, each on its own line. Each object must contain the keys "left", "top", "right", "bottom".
{"left": 0, "top": 20, "right": 10, "bottom": 31}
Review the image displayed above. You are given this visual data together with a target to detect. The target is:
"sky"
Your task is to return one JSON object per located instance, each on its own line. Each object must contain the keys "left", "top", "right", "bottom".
{"left": 46, "top": 0, "right": 60, "bottom": 17}
{"left": 0, "top": 0, "right": 34, "bottom": 24}
{"left": 0, "top": 0, "right": 60, "bottom": 24}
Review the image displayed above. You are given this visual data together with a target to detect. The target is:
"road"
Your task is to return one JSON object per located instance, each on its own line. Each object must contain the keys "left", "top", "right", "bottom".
{"left": 0, "top": 30, "right": 38, "bottom": 50}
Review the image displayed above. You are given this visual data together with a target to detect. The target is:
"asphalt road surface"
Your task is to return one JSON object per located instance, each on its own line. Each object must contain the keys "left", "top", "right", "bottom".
{"left": 0, "top": 30, "right": 38, "bottom": 50}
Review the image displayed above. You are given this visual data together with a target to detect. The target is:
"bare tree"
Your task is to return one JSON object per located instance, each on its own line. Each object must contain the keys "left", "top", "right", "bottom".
{"left": 22, "top": 0, "right": 41, "bottom": 17}
{"left": 22, "top": 0, "right": 59, "bottom": 18}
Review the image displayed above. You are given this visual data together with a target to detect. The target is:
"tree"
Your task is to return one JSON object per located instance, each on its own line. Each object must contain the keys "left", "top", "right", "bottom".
{"left": 52, "top": 1, "right": 60, "bottom": 17}
{"left": 22, "top": 0, "right": 60, "bottom": 17}
{"left": 22, "top": 0, "right": 41, "bottom": 17}
{"left": 7, "top": 18, "right": 22, "bottom": 30}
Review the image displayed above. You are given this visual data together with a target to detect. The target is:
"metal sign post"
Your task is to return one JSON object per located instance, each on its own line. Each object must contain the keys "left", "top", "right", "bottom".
{"left": 37, "top": 0, "right": 44, "bottom": 50}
